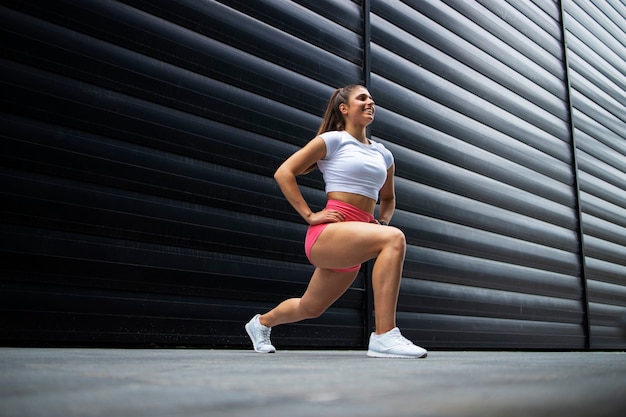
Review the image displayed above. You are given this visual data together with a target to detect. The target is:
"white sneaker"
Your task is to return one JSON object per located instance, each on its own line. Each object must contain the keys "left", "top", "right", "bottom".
{"left": 367, "top": 327, "right": 427, "bottom": 358}
{"left": 245, "top": 314, "right": 276, "bottom": 353}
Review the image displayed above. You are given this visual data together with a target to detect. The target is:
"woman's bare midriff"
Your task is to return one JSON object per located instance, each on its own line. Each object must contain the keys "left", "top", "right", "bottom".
{"left": 327, "top": 191, "right": 376, "bottom": 215}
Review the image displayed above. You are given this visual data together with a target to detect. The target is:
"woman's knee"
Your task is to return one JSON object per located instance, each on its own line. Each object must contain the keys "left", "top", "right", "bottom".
{"left": 385, "top": 226, "right": 406, "bottom": 251}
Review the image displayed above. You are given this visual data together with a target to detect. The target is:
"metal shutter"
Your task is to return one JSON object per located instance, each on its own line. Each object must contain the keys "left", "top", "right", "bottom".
{"left": 1, "top": 0, "right": 624, "bottom": 350}
{"left": 0, "top": 0, "right": 367, "bottom": 347}
{"left": 370, "top": 0, "right": 585, "bottom": 348}
{"left": 562, "top": 0, "right": 626, "bottom": 349}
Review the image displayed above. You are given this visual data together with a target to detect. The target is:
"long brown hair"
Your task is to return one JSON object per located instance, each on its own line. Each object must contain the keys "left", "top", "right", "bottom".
{"left": 316, "top": 85, "right": 363, "bottom": 135}
{"left": 303, "top": 85, "right": 363, "bottom": 175}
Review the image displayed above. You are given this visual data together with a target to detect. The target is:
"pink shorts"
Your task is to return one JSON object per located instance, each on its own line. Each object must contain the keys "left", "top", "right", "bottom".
{"left": 304, "top": 200, "right": 375, "bottom": 273}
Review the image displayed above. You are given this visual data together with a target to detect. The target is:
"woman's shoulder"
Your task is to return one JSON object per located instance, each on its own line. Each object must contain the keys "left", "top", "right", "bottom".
{"left": 318, "top": 130, "right": 346, "bottom": 156}
{"left": 319, "top": 130, "right": 345, "bottom": 141}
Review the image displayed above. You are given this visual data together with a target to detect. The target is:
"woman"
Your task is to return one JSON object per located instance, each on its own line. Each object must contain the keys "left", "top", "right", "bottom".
{"left": 245, "top": 85, "right": 427, "bottom": 358}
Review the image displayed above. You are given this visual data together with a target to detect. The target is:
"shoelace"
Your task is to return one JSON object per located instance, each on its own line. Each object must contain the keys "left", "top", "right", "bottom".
{"left": 389, "top": 330, "right": 412, "bottom": 345}
{"left": 259, "top": 325, "right": 272, "bottom": 345}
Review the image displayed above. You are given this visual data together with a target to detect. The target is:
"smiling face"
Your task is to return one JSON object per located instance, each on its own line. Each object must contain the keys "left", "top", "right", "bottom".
{"left": 339, "top": 87, "right": 375, "bottom": 127}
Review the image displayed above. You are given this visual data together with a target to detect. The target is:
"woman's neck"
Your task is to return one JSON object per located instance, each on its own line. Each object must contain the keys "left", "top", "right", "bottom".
{"left": 344, "top": 125, "right": 368, "bottom": 143}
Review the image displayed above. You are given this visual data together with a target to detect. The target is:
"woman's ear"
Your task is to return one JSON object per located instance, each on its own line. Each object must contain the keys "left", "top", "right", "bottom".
{"left": 339, "top": 103, "right": 347, "bottom": 114}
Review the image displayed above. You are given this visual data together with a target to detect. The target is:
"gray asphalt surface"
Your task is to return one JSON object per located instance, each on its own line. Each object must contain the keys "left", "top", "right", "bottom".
{"left": 1, "top": 348, "right": 625, "bottom": 417}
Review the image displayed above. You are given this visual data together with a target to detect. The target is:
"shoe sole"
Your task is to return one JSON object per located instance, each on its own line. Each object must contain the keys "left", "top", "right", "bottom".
{"left": 244, "top": 322, "right": 276, "bottom": 353}
{"left": 367, "top": 350, "right": 427, "bottom": 359}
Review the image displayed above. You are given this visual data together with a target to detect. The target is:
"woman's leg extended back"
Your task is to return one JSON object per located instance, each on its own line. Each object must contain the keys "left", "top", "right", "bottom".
{"left": 261, "top": 267, "right": 359, "bottom": 327}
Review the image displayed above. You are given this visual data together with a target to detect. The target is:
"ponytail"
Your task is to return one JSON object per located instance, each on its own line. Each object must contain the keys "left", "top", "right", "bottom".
{"left": 316, "top": 85, "right": 363, "bottom": 136}
{"left": 304, "top": 85, "right": 362, "bottom": 175}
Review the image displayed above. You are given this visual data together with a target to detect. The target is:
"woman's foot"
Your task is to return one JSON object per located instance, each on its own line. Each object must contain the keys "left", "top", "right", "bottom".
{"left": 367, "top": 327, "right": 427, "bottom": 358}
{"left": 245, "top": 314, "right": 276, "bottom": 353}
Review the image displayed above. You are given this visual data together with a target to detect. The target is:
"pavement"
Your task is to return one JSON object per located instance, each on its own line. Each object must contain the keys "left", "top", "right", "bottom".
{"left": 1, "top": 348, "right": 625, "bottom": 417}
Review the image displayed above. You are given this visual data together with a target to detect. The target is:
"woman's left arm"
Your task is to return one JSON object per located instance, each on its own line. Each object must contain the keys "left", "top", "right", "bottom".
{"left": 378, "top": 163, "right": 396, "bottom": 225}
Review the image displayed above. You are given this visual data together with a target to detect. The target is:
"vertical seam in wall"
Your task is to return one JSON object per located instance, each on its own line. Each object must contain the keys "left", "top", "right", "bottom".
{"left": 363, "top": 0, "right": 371, "bottom": 88}
{"left": 559, "top": 0, "right": 591, "bottom": 350}
{"left": 362, "top": 0, "right": 374, "bottom": 346}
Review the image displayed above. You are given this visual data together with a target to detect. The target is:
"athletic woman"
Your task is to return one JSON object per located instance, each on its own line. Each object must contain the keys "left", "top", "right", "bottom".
{"left": 245, "top": 85, "right": 427, "bottom": 358}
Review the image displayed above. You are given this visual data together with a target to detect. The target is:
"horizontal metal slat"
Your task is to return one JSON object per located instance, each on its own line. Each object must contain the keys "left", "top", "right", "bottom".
{"left": 0, "top": 7, "right": 335, "bottom": 121}
{"left": 0, "top": 171, "right": 306, "bottom": 263}
{"left": 0, "top": 284, "right": 364, "bottom": 347}
{"left": 566, "top": 37, "right": 626, "bottom": 95}
{"left": 584, "top": 236, "right": 626, "bottom": 266}
{"left": 397, "top": 312, "right": 585, "bottom": 349}
{"left": 386, "top": 138, "right": 575, "bottom": 206}
{"left": 579, "top": 170, "right": 626, "bottom": 210}
{"left": 576, "top": 134, "right": 626, "bottom": 177}
{"left": 374, "top": 108, "right": 573, "bottom": 184}
{"left": 586, "top": 278, "right": 626, "bottom": 306}
{"left": 441, "top": 0, "right": 565, "bottom": 73}
{"left": 118, "top": 0, "right": 363, "bottom": 86}
{"left": 399, "top": 214, "right": 580, "bottom": 274}
{"left": 0, "top": 59, "right": 319, "bottom": 154}
{"left": 573, "top": 114, "right": 626, "bottom": 160}
{"left": 372, "top": 77, "right": 571, "bottom": 163}
{"left": 403, "top": 246, "right": 581, "bottom": 298}
{"left": 392, "top": 158, "right": 577, "bottom": 229}
{"left": 371, "top": 43, "right": 569, "bottom": 140}
{"left": 373, "top": 0, "right": 567, "bottom": 96}
{"left": 567, "top": 1, "right": 626, "bottom": 79}
{"left": 1, "top": 223, "right": 365, "bottom": 311}
{"left": 214, "top": 0, "right": 363, "bottom": 63}
{"left": 399, "top": 279, "right": 583, "bottom": 324}
{"left": 569, "top": 75, "right": 626, "bottom": 125}
{"left": 571, "top": 89, "right": 626, "bottom": 136}
{"left": 580, "top": 191, "right": 626, "bottom": 229}
{"left": 581, "top": 213, "right": 626, "bottom": 246}
{"left": 393, "top": 185, "right": 579, "bottom": 252}
{"left": 475, "top": 0, "right": 564, "bottom": 54}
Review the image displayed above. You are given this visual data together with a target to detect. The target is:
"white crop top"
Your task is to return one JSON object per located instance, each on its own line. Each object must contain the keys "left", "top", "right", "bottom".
{"left": 316, "top": 130, "right": 394, "bottom": 200}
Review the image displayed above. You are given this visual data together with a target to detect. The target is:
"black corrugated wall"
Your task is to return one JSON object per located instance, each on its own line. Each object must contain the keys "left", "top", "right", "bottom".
{"left": 562, "top": 0, "right": 626, "bottom": 349}
{"left": 1, "top": 0, "right": 624, "bottom": 349}
{"left": 371, "top": 0, "right": 585, "bottom": 349}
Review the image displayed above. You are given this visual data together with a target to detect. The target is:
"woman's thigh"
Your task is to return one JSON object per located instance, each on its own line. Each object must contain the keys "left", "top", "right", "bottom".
{"left": 308, "top": 221, "right": 403, "bottom": 270}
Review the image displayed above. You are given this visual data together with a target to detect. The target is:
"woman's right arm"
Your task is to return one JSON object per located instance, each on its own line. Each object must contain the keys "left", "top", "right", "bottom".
{"left": 274, "top": 137, "right": 344, "bottom": 225}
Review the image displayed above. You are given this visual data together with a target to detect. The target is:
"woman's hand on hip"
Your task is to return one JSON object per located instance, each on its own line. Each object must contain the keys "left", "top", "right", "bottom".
{"left": 307, "top": 209, "right": 345, "bottom": 225}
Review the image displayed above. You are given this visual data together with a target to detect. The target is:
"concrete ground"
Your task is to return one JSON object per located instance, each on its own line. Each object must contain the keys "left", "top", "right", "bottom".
{"left": 1, "top": 348, "right": 625, "bottom": 417}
